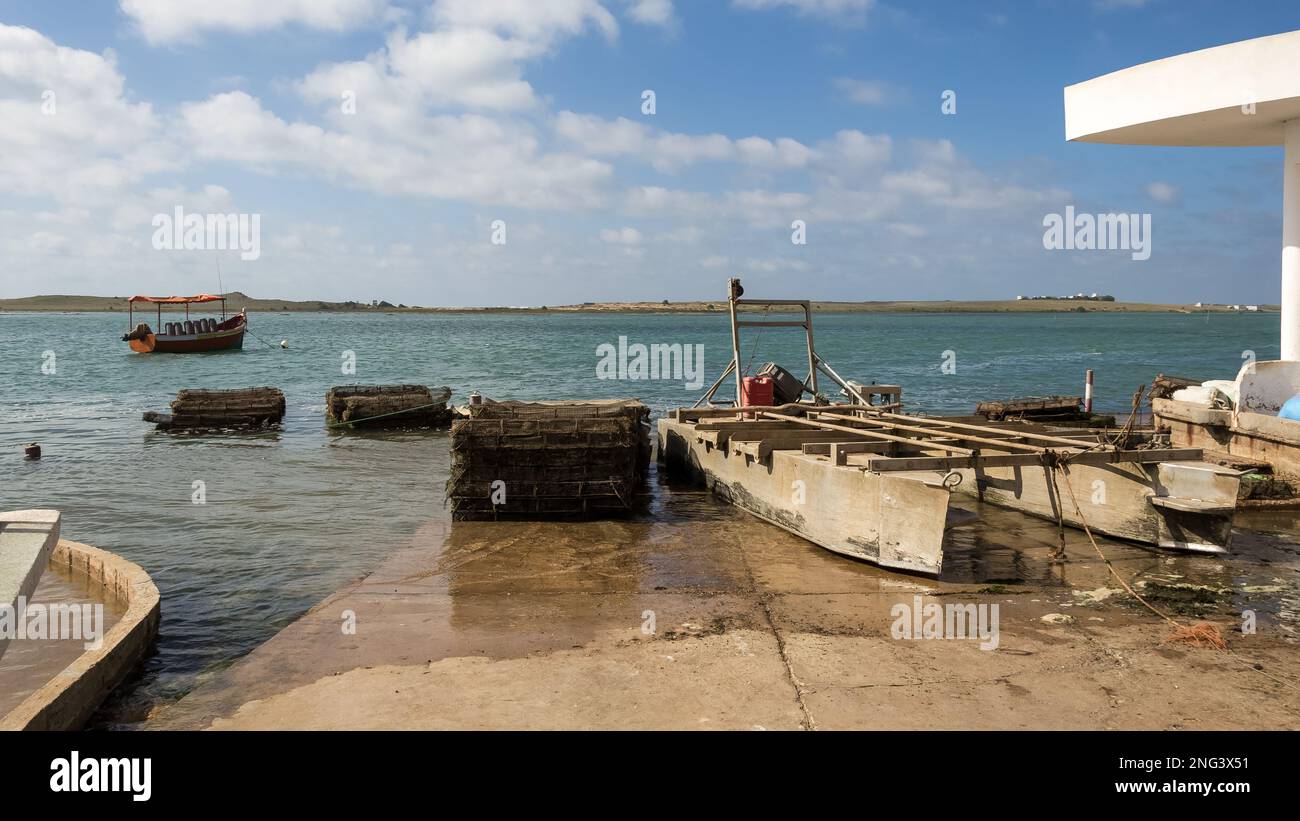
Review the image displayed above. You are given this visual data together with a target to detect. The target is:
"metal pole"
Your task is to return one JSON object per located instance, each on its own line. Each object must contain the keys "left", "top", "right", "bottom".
{"left": 692, "top": 359, "right": 736, "bottom": 408}
{"left": 803, "top": 301, "right": 818, "bottom": 395}
{"left": 815, "top": 355, "right": 869, "bottom": 405}
{"left": 1283, "top": 119, "right": 1300, "bottom": 360}
{"left": 729, "top": 284, "right": 744, "bottom": 405}
{"left": 1084, "top": 369, "right": 1095, "bottom": 413}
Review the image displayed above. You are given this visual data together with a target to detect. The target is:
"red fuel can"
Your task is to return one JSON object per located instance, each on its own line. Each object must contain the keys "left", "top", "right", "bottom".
{"left": 741, "top": 376, "right": 775, "bottom": 407}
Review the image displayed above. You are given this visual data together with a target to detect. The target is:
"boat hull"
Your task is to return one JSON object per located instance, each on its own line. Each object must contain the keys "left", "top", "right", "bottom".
{"left": 659, "top": 418, "right": 955, "bottom": 575}
{"left": 945, "top": 453, "right": 1238, "bottom": 553}
{"left": 127, "top": 320, "right": 245, "bottom": 353}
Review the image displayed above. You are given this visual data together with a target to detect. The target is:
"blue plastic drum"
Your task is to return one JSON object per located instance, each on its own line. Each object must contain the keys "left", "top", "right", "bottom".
{"left": 1280, "top": 395, "right": 1300, "bottom": 421}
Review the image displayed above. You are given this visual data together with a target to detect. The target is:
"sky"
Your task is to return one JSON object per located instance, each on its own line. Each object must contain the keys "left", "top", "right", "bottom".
{"left": 0, "top": 0, "right": 1297, "bottom": 306}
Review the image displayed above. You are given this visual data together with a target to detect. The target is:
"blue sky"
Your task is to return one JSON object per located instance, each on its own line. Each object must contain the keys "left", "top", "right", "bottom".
{"left": 0, "top": 0, "right": 1297, "bottom": 305}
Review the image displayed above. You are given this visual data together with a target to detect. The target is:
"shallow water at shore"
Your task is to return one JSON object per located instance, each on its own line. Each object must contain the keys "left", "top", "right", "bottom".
{"left": 0, "top": 560, "right": 127, "bottom": 716}
{"left": 1, "top": 309, "right": 1293, "bottom": 725}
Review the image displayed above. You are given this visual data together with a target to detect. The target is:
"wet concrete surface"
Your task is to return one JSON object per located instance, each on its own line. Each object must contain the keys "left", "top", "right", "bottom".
{"left": 0, "top": 560, "right": 126, "bottom": 716}
{"left": 147, "top": 466, "right": 1300, "bottom": 730}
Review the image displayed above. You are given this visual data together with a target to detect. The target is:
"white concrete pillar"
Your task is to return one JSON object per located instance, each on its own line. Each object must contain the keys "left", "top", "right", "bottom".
{"left": 1282, "top": 119, "right": 1300, "bottom": 361}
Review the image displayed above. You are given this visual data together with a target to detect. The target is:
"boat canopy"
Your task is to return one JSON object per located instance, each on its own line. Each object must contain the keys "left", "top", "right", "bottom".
{"left": 128, "top": 294, "right": 225, "bottom": 304}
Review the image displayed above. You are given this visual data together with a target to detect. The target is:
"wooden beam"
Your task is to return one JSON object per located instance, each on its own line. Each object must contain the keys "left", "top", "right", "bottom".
{"left": 801, "top": 441, "right": 893, "bottom": 460}
{"left": 831, "top": 441, "right": 893, "bottom": 465}
{"left": 760, "top": 411, "right": 976, "bottom": 455}
{"left": 812, "top": 410, "right": 1050, "bottom": 454}
{"left": 863, "top": 447, "right": 1204, "bottom": 473}
{"left": 695, "top": 421, "right": 806, "bottom": 432}
{"left": 731, "top": 431, "right": 868, "bottom": 460}
{"left": 675, "top": 403, "right": 875, "bottom": 422}
{"left": 863, "top": 410, "right": 1106, "bottom": 450}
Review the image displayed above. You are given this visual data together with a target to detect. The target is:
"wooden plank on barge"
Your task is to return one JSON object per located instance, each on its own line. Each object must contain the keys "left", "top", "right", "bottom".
{"left": 812, "top": 410, "right": 1050, "bottom": 454}
{"left": 866, "top": 410, "right": 1107, "bottom": 450}
{"left": 863, "top": 448, "right": 1204, "bottom": 473}
{"left": 675, "top": 404, "right": 875, "bottom": 422}
{"left": 759, "top": 411, "right": 977, "bottom": 455}
{"left": 731, "top": 431, "right": 868, "bottom": 461}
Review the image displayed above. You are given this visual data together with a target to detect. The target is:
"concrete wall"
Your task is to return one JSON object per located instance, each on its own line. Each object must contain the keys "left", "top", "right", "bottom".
{"left": 0, "top": 540, "right": 160, "bottom": 731}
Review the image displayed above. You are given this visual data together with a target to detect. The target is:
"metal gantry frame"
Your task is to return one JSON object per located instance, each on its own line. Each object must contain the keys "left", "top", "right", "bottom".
{"left": 694, "top": 278, "right": 877, "bottom": 408}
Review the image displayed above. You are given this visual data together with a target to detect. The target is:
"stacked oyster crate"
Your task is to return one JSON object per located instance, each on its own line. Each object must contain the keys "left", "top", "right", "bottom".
{"left": 326, "top": 384, "right": 453, "bottom": 428}
{"left": 143, "top": 387, "right": 285, "bottom": 430}
{"left": 448, "top": 400, "right": 651, "bottom": 520}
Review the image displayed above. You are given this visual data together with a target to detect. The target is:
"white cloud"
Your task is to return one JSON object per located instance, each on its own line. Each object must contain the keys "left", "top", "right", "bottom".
{"left": 732, "top": 0, "right": 876, "bottom": 20}
{"left": 834, "top": 77, "right": 894, "bottom": 106}
{"left": 626, "top": 0, "right": 677, "bottom": 27}
{"left": 886, "top": 222, "right": 926, "bottom": 238}
{"left": 600, "top": 226, "right": 643, "bottom": 244}
{"left": 432, "top": 0, "right": 619, "bottom": 43}
{"left": 555, "top": 112, "right": 735, "bottom": 171}
{"left": 735, "top": 136, "right": 816, "bottom": 168}
{"left": 554, "top": 112, "right": 878, "bottom": 173}
{"left": 0, "top": 25, "right": 177, "bottom": 202}
{"left": 180, "top": 92, "right": 613, "bottom": 208}
{"left": 1145, "top": 181, "right": 1181, "bottom": 204}
{"left": 298, "top": 26, "right": 541, "bottom": 113}
{"left": 118, "top": 0, "right": 390, "bottom": 44}
{"left": 819, "top": 130, "right": 892, "bottom": 170}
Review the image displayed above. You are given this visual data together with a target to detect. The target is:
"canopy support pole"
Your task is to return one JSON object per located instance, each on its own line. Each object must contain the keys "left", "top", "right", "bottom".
{"left": 1283, "top": 118, "right": 1300, "bottom": 361}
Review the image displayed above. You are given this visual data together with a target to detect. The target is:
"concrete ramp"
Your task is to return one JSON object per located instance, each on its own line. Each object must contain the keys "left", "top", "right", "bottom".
{"left": 0, "top": 510, "right": 61, "bottom": 661}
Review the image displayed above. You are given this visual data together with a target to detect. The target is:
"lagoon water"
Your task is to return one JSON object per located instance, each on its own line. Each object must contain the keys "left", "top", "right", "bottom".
{"left": 0, "top": 309, "right": 1287, "bottom": 723}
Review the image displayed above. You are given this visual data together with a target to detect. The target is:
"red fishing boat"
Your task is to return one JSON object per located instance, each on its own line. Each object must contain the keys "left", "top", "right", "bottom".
{"left": 121, "top": 294, "right": 246, "bottom": 353}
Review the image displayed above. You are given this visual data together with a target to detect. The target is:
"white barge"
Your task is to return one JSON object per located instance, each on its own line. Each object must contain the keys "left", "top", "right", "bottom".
{"left": 659, "top": 406, "right": 1240, "bottom": 576}
{"left": 660, "top": 279, "right": 1242, "bottom": 576}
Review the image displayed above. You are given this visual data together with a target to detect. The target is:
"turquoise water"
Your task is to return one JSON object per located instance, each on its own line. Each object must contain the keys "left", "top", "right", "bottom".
{"left": 0, "top": 309, "right": 1283, "bottom": 720}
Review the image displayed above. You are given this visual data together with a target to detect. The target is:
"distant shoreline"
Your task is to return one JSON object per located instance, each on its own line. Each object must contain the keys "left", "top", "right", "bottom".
{"left": 0, "top": 293, "right": 1280, "bottom": 315}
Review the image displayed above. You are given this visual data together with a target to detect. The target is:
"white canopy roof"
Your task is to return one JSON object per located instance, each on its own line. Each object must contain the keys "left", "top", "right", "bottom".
{"left": 1065, "top": 29, "right": 1300, "bottom": 146}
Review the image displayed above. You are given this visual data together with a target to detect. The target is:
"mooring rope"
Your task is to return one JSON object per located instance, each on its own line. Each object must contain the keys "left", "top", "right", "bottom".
{"left": 1055, "top": 459, "right": 1300, "bottom": 691}
{"left": 242, "top": 326, "right": 282, "bottom": 350}
{"left": 740, "top": 303, "right": 771, "bottom": 376}
{"left": 1048, "top": 452, "right": 1189, "bottom": 631}
{"left": 325, "top": 401, "right": 446, "bottom": 428}
{"left": 606, "top": 478, "right": 630, "bottom": 509}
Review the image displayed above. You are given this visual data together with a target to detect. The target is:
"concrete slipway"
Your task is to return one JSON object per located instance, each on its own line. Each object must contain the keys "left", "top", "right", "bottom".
{"left": 0, "top": 510, "right": 60, "bottom": 662}
{"left": 146, "top": 472, "right": 1299, "bottom": 731}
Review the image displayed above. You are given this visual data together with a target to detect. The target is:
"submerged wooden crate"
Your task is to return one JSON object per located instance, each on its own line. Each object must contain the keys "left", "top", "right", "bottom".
{"left": 326, "top": 384, "right": 452, "bottom": 428}
{"left": 448, "top": 400, "right": 650, "bottom": 520}
{"left": 144, "top": 387, "right": 285, "bottom": 430}
{"left": 975, "top": 395, "right": 1083, "bottom": 421}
